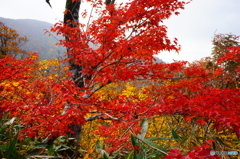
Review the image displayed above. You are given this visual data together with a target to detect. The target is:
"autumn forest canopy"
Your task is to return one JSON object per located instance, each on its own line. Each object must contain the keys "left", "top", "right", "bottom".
{"left": 0, "top": 0, "right": 239, "bottom": 158}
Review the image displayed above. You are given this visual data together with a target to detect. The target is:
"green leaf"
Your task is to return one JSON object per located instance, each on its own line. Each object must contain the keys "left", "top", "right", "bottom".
{"left": 96, "top": 140, "right": 110, "bottom": 159}
{"left": 190, "top": 141, "right": 197, "bottom": 147}
{"left": 178, "top": 135, "right": 188, "bottom": 145}
{"left": 137, "top": 118, "right": 148, "bottom": 140}
{"left": 145, "top": 137, "right": 173, "bottom": 141}
{"left": 103, "top": 153, "right": 110, "bottom": 159}
{"left": 0, "top": 145, "right": 7, "bottom": 149}
{"left": 143, "top": 138, "right": 168, "bottom": 153}
{"left": 171, "top": 129, "right": 179, "bottom": 140}
{"left": 96, "top": 140, "right": 102, "bottom": 150}
{"left": 213, "top": 137, "right": 231, "bottom": 148}
{"left": 24, "top": 149, "right": 45, "bottom": 158}
{"left": 47, "top": 143, "right": 54, "bottom": 155}
{"left": 137, "top": 152, "right": 147, "bottom": 159}
{"left": 6, "top": 130, "right": 19, "bottom": 158}
{"left": 55, "top": 145, "right": 71, "bottom": 151}
{"left": 125, "top": 152, "right": 133, "bottom": 159}
{"left": 147, "top": 151, "right": 165, "bottom": 158}
{"left": 34, "top": 143, "right": 48, "bottom": 149}
{"left": 131, "top": 134, "right": 138, "bottom": 146}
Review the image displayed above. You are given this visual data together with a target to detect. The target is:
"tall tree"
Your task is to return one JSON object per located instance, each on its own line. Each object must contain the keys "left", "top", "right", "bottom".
{"left": 212, "top": 34, "right": 239, "bottom": 72}
{"left": 50, "top": 0, "right": 186, "bottom": 157}
{"left": 0, "top": 22, "right": 28, "bottom": 59}
{"left": 212, "top": 33, "right": 239, "bottom": 62}
{"left": 61, "top": 0, "right": 118, "bottom": 158}
{"left": 211, "top": 33, "right": 240, "bottom": 88}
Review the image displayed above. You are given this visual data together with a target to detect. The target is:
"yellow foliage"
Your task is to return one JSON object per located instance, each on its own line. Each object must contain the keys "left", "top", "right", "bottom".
{"left": 12, "top": 81, "right": 19, "bottom": 87}
{"left": 31, "top": 58, "right": 69, "bottom": 81}
{"left": 96, "top": 81, "right": 148, "bottom": 101}
{"left": 95, "top": 82, "right": 122, "bottom": 100}
{"left": 0, "top": 22, "right": 28, "bottom": 58}
{"left": 38, "top": 59, "right": 60, "bottom": 71}
{"left": 80, "top": 119, "right": 106, "bottom": 158}
{"left": 121, "top": 83, "right": 137, "bottom": 97}
{"left": 121, "top": 82, "right": 148, "bottom": 101}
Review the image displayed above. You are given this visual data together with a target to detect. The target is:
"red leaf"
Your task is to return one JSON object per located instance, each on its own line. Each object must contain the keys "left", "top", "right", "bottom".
{"left": 197, "top": 119, "right": 207, "bottom": 126}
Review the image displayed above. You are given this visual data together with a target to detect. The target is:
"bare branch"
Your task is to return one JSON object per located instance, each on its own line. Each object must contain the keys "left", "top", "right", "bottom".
{"left": 85, "top": 112, "right": 119, "bottom": 121}
{"left": 85, "top": 114, "right": 102, "bottom": 121}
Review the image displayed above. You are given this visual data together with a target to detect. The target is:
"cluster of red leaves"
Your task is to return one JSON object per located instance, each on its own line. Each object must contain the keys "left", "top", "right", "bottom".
{"left": 217, "top": 46, "right": 240, "bottom": 73}
{"left": 217, "top": 46, "right": 240, "bottom": 64}
{"left": 52, "top": 0, "right": 189, "bottom": 86}
{"left": 0, "top": 54, "right": 37, "bottom": 118}
{"left": 0, "top": 54, "right": 88, "bottom": 139}
{"left": 165, "top": 140, "right": 220, "bottom": 159}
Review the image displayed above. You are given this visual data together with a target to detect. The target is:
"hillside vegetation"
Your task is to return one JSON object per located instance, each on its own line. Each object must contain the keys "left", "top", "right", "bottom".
{"left": 0, "top": 17, "right": 65, "bottom": 60}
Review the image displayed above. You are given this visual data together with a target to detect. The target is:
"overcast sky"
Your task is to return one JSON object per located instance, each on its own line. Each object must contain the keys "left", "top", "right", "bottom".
{"left": 0, "top": 0, "right": 239, "bottom": 63}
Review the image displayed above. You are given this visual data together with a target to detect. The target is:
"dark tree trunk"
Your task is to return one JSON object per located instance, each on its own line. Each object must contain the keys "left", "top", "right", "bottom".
{"left": 63, "top": 0, "right": 82, "bottom": 158}
{"left": 61, "top": 0, "right": 116, "bottom": 158}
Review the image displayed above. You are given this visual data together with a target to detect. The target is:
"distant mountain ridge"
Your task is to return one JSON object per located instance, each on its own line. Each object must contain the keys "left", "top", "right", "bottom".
{"left": 0, "top": 17, "right": 166, "bottom": 63}
{"left": 0, "top": 17, "right": 66, "bottom": 60}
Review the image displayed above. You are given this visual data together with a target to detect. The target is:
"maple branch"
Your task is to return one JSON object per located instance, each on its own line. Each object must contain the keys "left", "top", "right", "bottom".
{"left": 85, "top": 115, "right": 117, "bottom": 121}
{"left": 82, "top": 81, "right": 112, "bottom": 98}
{"left": 46, "top": 80, "right": 54, "bottom": 106}
{"left": 86, "top": 1, "right": 96, "bottom": 32}
{"left": 83, "top": 58, "right": 139, "bottom": 90}
{"left": 89, "top": 110, "right": 100, "bottom": 113}
{"left": 94, "top": 50, "right": 115, "bottom": 68}
{"left": 1, "top": 67, "right": 23, "bottom": 83}
{"left": 44, "top": 29, "right": 61, "bottom": 42}
{"left": 103, "top": 113, "right": 119, "bottom": 120}
{"left": 85, "top": 114, "right": 102, "bottom": 121}
{"left": 137, "top": 72, "right": 210, "bottom": 81}
{"left": 126, "top": 26, "right": 137, "bottom": 40}
{"left": 96, "top": 59, "right": 142, "bottom": 76}
{"left": 125, "top": 10, "right": 156, "bottom": 41}
{"left": 85, "top": 112, "right": 119, "bottom": 121}
{"left": 89, "top": 83, "right": 108, "bottom": 95}
{"left": 82, "top": 51, "right": 116, "bottom": 86}
{"left": 73, "top": 73, "right": 84, "bottom": 85}
{"left": 120, "top": 123, "right": 135, "bottom": 138}
{"left": 136, "top": 98, "right": 157, "bottom": 117}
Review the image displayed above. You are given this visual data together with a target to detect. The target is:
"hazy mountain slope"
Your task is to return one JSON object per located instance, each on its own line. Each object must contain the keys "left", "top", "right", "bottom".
{"left": 0, "top": 17, "right": 66, "bottom": 60}
{"left": 0, "top": 17, "right": 166, "bottom": 63}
